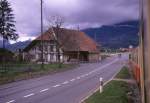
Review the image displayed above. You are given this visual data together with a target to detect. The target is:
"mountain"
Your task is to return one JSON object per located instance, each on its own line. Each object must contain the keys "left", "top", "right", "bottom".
{"left": 0, "top": 40, "right": 31, "bottom": 52}
{"left": 0, "top": 20, "right": 139, "bottom": 52}
{"left": 82, "top": 20, "right": 139, "bottom": 49}
{"left": 0, "top": 40, "right": 10, "bottom": 47}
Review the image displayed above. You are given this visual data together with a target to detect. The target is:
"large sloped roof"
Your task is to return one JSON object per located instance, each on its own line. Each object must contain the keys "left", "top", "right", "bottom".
{"left": 36, "top": 28, "right": 56, "bottom": 41}
{"left": 24, "top": 28, "right": 99, "bottom": 53}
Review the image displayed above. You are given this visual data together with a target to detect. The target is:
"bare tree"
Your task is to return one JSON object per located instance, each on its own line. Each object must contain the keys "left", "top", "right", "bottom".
{"left": 45, "top": 15, "right": 82, "bottom": 66}
{"left": 77, "top": 25, "right": 80, "bottom": 63}
{"left": 47, "top": 16, "right": 65, "bottom": 68}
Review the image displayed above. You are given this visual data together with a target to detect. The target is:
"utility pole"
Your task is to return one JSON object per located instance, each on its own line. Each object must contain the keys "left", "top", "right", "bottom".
{"left": 40, "top": 0, "right": 44, "bottom": 69}
{"left": 139, "top": 0, "right": 145, "bottom": 102}
{"left": 77, "top": 25, "right": 80, "bottom": 63}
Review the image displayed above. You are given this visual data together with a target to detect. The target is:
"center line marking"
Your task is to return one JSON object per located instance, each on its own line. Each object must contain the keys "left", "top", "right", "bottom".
{"left": 85, "top": 74, "right": 89, "bottom": 76}
{"left": 62, "top": 81, "right": 69, "bottom": 84}
{"left": 81, "top": 75, "right": 85, "bottom": 78}
{"left": 88, "top": 72, "right": 92, "bottom": 74}
{"left": 6, "top": 100, "right": 15, "bottom": 103}
{"left": 40, "top": 88, "right": 49, "bottom": 92}
{"left": 77, "top": 77, "right": 81, "bottom": 79}
{"left": 70, "top": 79, "right": 75, "bottom": 82}
{"left": 23, "top": 93, "right": 34, "bottom": 98}
{"left": 53, "top": 84, "right": 61, "bottom": 87}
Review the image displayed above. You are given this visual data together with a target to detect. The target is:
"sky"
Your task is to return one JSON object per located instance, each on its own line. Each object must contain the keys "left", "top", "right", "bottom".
{"left": 7, "top": 0, "right": 139, "bottom": 43}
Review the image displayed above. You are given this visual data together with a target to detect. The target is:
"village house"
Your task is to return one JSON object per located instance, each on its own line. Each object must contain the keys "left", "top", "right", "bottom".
{"left": 23, "top": 28, "right": 101, "bottom": 63}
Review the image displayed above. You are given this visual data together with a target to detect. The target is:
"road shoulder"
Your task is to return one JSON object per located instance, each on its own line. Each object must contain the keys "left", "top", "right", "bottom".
{"left": 81, "top": 66, "right": 141, "bottom": 103}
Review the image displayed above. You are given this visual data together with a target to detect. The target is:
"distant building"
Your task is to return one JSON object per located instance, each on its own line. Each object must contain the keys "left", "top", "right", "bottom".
{"left": 23, "top": 28, "right": 101, "bottom": 63}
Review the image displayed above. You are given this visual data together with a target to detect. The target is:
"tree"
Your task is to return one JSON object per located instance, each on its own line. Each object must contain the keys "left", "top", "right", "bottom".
{"left": 0, "top": 0, "right": 18, "bottom": 49}
{"left": 0, "top": 0, "right": 18, "bottom": 72}
{"left": 47, "top": 16, "right": 65, "bottom": 68}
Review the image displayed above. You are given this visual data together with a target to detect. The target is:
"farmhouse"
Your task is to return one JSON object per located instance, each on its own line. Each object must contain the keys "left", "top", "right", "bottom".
{"left": 23, "top": 28, "right": 101, "bottom": 63}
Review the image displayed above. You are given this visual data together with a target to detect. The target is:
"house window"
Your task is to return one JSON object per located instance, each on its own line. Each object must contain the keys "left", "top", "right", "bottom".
{"left": 44, "top": 46, "right": 48, "bottom": 51}
{"left": 32, "top": 54, "right": 36, "bottom": 59}
{"left": 50, "top": 53, "right": 54, "bottom": 61}
{"left": 44, "top": 53, "right": 48, "bottom": 62}
{"left": 38, "top": 53, "right": 42, "bottom": 60}
{"left": 39, "top": 45, "right": 42, "bottom": 51}
{"left": 50, "top": 45, "right": 54, "bottom": 52}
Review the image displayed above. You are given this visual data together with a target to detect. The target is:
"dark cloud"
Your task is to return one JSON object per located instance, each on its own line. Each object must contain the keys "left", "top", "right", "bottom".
{"left": 8, "top": 0, "right": 139, "bottom": 38}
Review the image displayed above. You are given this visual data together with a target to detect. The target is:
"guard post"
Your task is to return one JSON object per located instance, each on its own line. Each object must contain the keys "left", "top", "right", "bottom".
{"left": 99, "top": 77, "right": 103, "bottom": 93}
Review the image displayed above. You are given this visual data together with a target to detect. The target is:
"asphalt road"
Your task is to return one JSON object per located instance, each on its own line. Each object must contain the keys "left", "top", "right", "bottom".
{"left": 0, "top": 54, "right": 129, "bottom": 103}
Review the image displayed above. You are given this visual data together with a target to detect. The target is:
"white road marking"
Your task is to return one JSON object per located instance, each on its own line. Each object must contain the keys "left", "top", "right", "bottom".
{"left": 70, "top": 79, "right": 75, "bottom": 82}
{"left": 91, "top": 71, "right": 95, "bottom": 73}
{"left": 5, "top": 58, "right": 119, "bottom": 103}
{"left": 62, "top": 81, "right": 69, "bottom": 84}
{"left": 79, "top": 58, "right": 120, "bottom": 103}
{"left": 98, "top": 59, "right": 118, "bottom": 70}
{"left": 74, "top": 59, "right": 119, "bottom": 84}
{"left": 83, "top": 74, "right": 88, "bottom": 77}
{"left": 40, "top": 88, "right": 49, "bottom": 92}
{"left": 88, "top": 72, "right": 93, "bottom": 74}
{"left": 81, "top": 75, "right": 85, "bottom": 78}
{"left": 77, "top": 77, "right": 81, "bottom": 79}
{"left": 23, "top": 93, "right": 34, "bottom": 98}
{"left": 85, "top": 74, "right": 89, "bottom": 76}
{"left": 53, "top": 84, "right": 61, "bottom": 87}
{"left": 6, "top": 100, "right": 15, "bottom": 103}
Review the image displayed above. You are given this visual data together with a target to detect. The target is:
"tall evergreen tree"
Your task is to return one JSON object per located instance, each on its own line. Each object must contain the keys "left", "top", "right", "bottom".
{"left": 0, "top": 0, "right": 18, "bottom": 49}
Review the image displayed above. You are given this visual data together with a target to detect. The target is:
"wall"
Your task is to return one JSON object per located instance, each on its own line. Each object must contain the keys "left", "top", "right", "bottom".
{"left": 88, "top": 53, "right": 101, "bottom": 62}
{"left": 23, "top": 41, "right": 63, "bottom": 63}
{"left": 143, "top": 0, "right": 150, "bottom": 102}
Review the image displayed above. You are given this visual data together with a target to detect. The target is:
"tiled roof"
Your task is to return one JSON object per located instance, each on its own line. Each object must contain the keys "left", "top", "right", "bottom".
{"left": 25, "top": 28, "right": 99, "bottom": 53}
{"left": 36, "top": 28, "right": 56, "bottom": 41}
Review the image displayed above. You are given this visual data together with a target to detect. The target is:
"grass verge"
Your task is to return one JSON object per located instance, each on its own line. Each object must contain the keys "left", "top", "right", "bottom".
{"left": 84, "top": 80, "right": 129, "bottom": 103}
{"left": 115, "top": 66, "right": 131, "bottom": 79}
{"left": 83, "top": 66, "right": 133, "bottom": 103}
{"left": 0, "top": 63, "right": 76, "bottom": 85}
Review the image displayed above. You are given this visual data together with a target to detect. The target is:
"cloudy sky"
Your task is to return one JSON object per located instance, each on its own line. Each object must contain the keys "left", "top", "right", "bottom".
{"left": 8, "top": 0, "right": 139, "bottom": 42}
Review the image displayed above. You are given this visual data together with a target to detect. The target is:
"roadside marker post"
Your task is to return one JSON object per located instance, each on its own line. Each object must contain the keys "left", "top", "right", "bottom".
{"left": 99, "top": 77, "right": 103, "bottom": 93}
